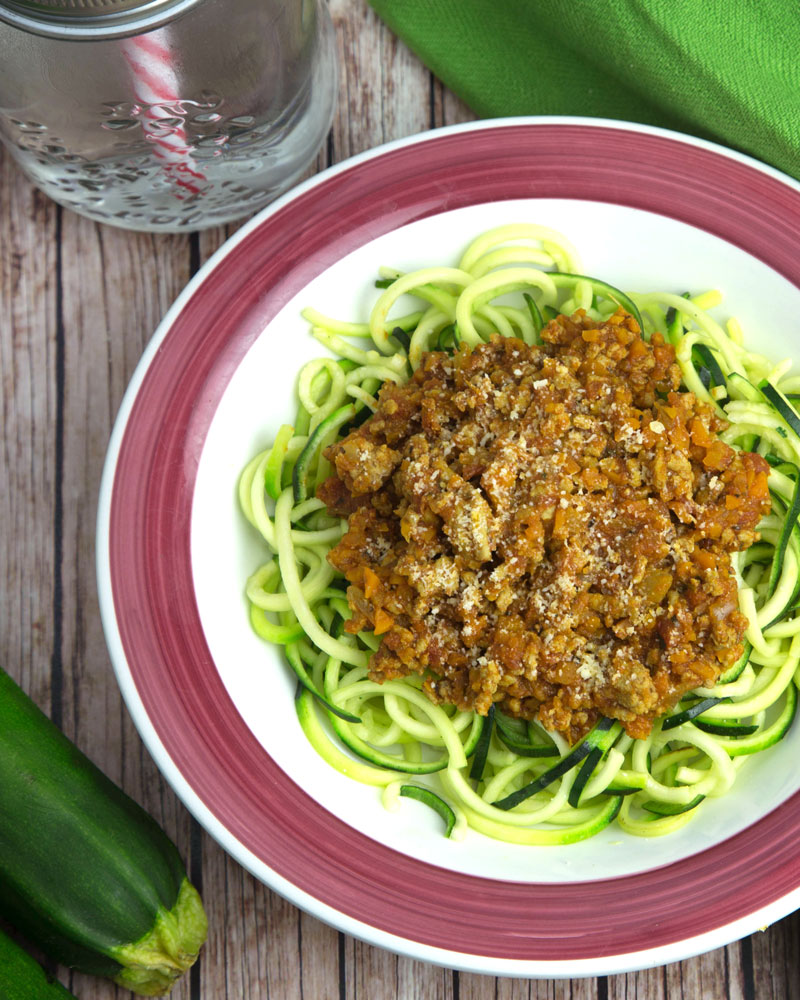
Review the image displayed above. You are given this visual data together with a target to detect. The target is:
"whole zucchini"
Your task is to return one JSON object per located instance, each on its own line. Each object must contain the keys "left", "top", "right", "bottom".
{"left": 0, "top": 926, "right": 78, "bottom": 1000}
{"left": 0, "top": 666, "right": 207, "bottom": 996}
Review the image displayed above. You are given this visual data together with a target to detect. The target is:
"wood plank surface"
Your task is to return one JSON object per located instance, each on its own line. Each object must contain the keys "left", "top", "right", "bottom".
{"left": 0, "top": 2, "right": 798, "bottom": 999}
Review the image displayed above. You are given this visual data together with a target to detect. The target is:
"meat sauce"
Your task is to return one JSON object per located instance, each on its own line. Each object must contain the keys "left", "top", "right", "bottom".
{"left": 318, "top": 310, "right": 771, "bottom": 742}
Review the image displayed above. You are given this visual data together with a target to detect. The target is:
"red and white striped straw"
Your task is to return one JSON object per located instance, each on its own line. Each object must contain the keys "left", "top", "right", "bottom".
{"left": 121, "top": 30, "right": 207, "bottom": 198}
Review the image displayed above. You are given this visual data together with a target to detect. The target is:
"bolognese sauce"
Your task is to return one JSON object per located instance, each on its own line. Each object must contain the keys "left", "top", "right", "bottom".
{"left": 318, "top": 310, "right": 770, "bottom": 743}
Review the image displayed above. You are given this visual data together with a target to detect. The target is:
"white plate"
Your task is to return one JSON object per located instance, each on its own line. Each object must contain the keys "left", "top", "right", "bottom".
{"left": 98, "top": 117, "right": 800, "bottom": 977}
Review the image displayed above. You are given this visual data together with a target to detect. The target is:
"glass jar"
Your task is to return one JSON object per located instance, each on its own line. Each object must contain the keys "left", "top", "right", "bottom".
{"left": 0, "top": 0, "right": 337, "bottom": 231}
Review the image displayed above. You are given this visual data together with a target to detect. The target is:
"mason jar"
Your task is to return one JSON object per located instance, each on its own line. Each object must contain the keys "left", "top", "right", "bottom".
{"left": 0, "top": 0, "right": 337, "bottom": 231}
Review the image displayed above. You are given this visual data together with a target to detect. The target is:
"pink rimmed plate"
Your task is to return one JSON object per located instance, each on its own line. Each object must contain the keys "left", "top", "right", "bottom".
{"left": 97, "top": 118, "right": 800, "bottom": 978}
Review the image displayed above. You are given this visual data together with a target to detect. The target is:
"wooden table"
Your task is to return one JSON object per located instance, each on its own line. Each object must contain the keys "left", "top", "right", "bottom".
{"left": 2, "top": 2, "right": 798, "bottom": 997}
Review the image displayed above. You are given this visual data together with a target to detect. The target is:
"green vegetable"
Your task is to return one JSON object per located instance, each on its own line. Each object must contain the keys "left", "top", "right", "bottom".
{"left": 468, "top": 705, "right": 493, "bottom": 780}
{"left": 660, "top": 696, "right": 720, "bottom": 730}
{"left": 263, "top": 423, "right": 295, "bottom": 500}
{"left": 548, "top": 272, "right": 645, "bottom": 331}
{"left": 0, "top": 666, "right": 207, "bottom": 996}
{"left": 493, "top": 717, "right": 620, "bottom": 810}
{"left": 292, "top": 403, "right": 356, "bottom": 502}
{"left": 399, "top": 785, "right": 456, "bottom": 837}
{"left": 718, "top": 642, "right": 751, "bottom": 683}
{"left": 692, "top": 342, "right": 729, "bottom": 402}
{"left": 493, "top": 711, "right": 559, "bottom": 758}
{"left": 0, "top": 926, "right": 78, "bottom": 1000}
{"left": 642, "top": 794, "right": 705, "bottom": 816}
{"left": 522, "top": 292, "right": 544, "bottom": 342}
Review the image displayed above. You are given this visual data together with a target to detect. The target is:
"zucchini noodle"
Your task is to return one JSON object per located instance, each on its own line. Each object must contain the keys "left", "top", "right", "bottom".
{"left": 239, "top": 224, "right": 800, "bottom": 845}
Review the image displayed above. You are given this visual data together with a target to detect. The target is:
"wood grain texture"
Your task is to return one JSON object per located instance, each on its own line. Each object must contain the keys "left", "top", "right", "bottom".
{"left": 0, "top": 1, "right": 796, "bottom": 999}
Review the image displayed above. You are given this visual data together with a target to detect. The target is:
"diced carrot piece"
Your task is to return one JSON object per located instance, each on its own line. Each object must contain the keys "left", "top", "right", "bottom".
{"left": 703, "top": 440, "right": 731, "bottom": 469}
{"left": 363, "top": 566, "right": 380, "bottom": 600}
{"left": 373, "top": 608, "right": 394, "bottom": 635}
{"left": 642, "top": 569, "right": 673, "bottom": 603}
{"left": 693, "top": 549, "right": 715, "bottom": 571}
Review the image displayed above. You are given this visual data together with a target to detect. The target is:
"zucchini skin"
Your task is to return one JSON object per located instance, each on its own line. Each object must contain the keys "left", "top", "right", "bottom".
{"left": 0, "top": 926, "right": 77, "bottom": 1000}
{"left": 0, "top": 666, "right": 195, "bottom": 979}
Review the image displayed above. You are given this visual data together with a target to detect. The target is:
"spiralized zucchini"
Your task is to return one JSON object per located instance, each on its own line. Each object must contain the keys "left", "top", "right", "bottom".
{"left": 238, "top": 224, "right": 800, "bottom": 845}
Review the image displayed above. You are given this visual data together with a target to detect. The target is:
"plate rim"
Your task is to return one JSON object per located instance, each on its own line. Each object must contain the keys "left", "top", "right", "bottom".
{"left": 96, "top": 115, "right": 800, "bottom": 978}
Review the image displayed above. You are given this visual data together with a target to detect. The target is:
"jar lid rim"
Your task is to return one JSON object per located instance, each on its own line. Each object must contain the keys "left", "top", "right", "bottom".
{"left": 0, "top": 0, "right": 203, "bottom": 36}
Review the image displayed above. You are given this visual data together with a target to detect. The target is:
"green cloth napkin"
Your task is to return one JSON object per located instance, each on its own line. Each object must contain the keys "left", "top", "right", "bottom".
{"left": 368, "top": 0, "right": 800, "bottom": 182}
